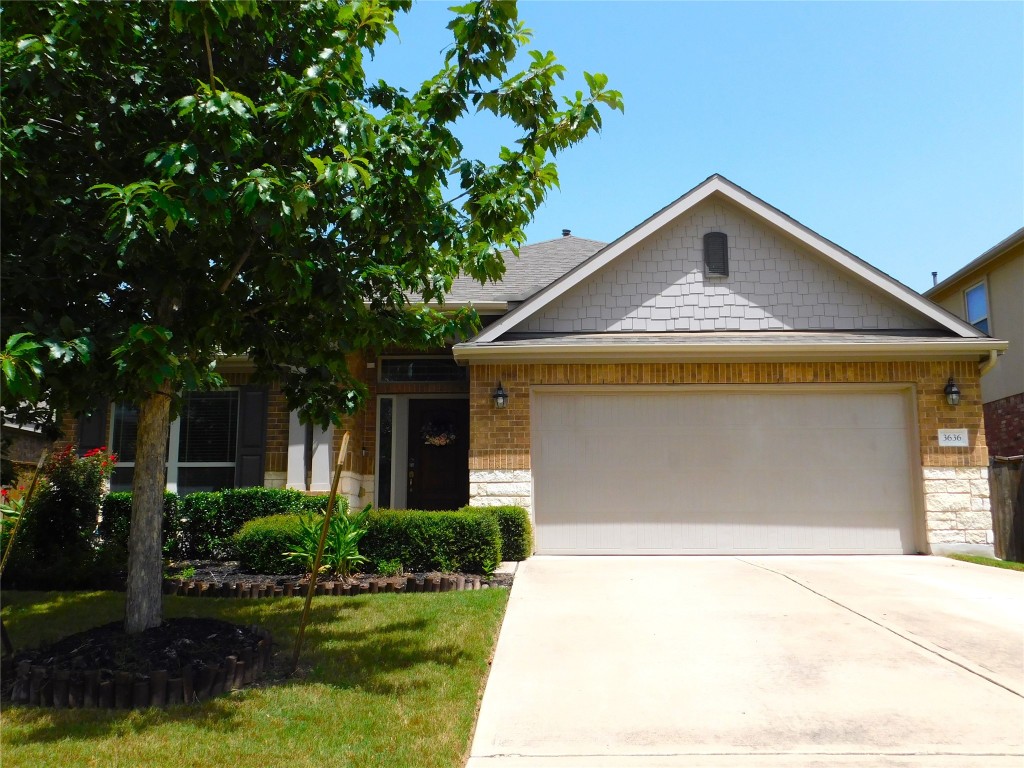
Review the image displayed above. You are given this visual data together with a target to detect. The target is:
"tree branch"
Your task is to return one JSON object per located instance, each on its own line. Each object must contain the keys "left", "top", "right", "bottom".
{"left": 218, "top": 233, "right": 259, "bottom": 293}
{"left": 203, "top": 12, "right": 216, "bottom": 92}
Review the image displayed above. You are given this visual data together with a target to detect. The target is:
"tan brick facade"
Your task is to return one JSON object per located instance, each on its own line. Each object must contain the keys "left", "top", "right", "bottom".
{"left": 466, "top": 358, "right": 992, "bottom": 552}
{"left": 468, "top": 360, "right": 988, "bottom": 470}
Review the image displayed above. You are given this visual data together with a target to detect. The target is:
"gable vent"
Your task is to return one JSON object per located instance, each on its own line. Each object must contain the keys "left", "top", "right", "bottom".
{"left": 703, "top": 232, "right": 729, "bottom": 277}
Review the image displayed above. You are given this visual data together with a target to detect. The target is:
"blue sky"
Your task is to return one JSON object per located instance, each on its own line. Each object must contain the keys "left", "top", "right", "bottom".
{"left": 371, "top": 1, "right": 1023, "bottom": 293}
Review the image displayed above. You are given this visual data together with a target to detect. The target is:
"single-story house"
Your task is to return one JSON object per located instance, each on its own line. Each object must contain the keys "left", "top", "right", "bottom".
{"left": 67, "top": 175, "right": 1007, "bottom": 556}
{"left": 924, "top": 227, "right": 1023, "bottom": 458}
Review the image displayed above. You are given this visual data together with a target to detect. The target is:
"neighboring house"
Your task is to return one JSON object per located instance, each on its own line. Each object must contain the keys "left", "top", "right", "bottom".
{"left": 924, "top": 228, "right": 1024, "bottom": 458}
{"left": 65, "top": 175, "right": 1007, "bottom": 556}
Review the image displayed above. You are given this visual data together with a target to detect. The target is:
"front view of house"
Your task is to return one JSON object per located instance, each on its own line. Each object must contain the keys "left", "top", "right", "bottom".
{"left": 72, "top": 176, "right": 1007, "bottom": 556}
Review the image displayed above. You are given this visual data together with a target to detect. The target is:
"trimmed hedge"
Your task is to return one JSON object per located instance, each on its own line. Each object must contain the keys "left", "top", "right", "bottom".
{"left": 233, "top": 514, "right": 306, "bottom": 575}
{"left": 179, "top": 488, "right": 324, "bottom": 559}
{"left": 363, "top": 508, "right": 501, "bottom": 576}
{"left": 460, "top": 505, "right": 532, "bottom": 561}
{"left": 101, "top": 488, "right": 329, "bottom": 561}
{"left": 233, "top": 507, "right": 504, "bottom": 576}
{"left": 98, "top": 491, "right": 181, "bottom": 563}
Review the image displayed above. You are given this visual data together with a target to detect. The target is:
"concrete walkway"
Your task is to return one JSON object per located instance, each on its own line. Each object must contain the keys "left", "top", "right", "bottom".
{"left": 467, "top": 556, "right": 1024, "bottom": 768}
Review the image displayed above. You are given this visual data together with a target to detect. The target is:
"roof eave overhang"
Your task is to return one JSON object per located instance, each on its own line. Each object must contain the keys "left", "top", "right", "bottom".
{"left": 453, "top": 338, "right": 1008, "bottom": 365}
{"left": 924, "top": 227, "right": 1024, "bottom": 299}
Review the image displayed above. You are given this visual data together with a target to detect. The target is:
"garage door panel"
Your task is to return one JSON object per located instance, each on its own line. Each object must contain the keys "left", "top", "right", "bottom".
{"left": 533, "top": 389, "right": 917, "bottom": 555}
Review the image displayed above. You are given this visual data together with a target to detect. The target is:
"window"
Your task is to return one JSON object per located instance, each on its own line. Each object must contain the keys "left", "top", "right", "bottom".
{"left": 110, "top": 390, "right": 240, "bottom": 493}
{"left": 377, "top": 398, "right": 394, "bottom": 509}
{"left": 177, "top": 391, "right": 239, "bottom": 494}
{"left": 964, "top": 282, "right": 989, "bottom": 334}
{"left": 379, "top": 356, "right": 467, "bottom": 383}
{"left": 703, "top": 232, "right": 729, "bottom": 277}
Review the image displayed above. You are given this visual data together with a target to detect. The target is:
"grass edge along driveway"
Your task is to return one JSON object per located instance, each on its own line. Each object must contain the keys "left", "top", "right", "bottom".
{"left": 0, "top": 588, "right": 509, "bottom": 768}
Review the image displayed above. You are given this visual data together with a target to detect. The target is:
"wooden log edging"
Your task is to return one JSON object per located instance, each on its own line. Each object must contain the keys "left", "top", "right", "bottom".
{"left": 8, "top": 626, "right": 272, "bottom": 710}
{"left": 163, "top": 575, "right": 489, "bottom": 598}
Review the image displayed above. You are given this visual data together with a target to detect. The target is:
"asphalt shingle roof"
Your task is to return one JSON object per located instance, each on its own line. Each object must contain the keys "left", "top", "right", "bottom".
{"left": 441, "top": 235, "right": 606, "bottom": 304}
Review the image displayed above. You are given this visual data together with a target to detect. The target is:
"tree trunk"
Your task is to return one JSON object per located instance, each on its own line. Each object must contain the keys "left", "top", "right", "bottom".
{"left": 125, "top": 387, "right": 171, "bottom": 634}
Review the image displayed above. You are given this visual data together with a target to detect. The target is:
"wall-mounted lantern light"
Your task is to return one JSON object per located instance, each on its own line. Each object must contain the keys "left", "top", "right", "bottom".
{"left": 492, "top": 382, "right": 509, "bottom": 409}
{"left": 944, "top": 377, "right": 961, "bottom": 407}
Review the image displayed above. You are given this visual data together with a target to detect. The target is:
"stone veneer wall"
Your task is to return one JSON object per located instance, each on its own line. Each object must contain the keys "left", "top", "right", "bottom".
{"left": 469, "top": 359, "right": 991, "bottom": 552}
{"left": 468, "top": 469, "right": 533, "bottom": 512}
{"left": 922, "top": 466, "right": 992, "bottom": 552}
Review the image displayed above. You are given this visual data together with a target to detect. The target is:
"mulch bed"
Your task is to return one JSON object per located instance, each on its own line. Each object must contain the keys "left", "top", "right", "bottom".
{"left": 167, "top": 560, "right": 515, "bottom": 591}
{"left": 2, "top": 618, "right": 271, "bottom": 710}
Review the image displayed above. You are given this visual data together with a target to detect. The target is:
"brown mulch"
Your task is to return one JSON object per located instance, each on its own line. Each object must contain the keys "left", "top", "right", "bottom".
{"left": 4, "top": 618, "right": 262, "bottom": 678}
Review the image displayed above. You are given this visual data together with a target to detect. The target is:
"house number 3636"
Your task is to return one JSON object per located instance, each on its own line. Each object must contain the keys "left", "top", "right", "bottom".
{"left": 937, "top": 429, "right": 969, "bottom": 447}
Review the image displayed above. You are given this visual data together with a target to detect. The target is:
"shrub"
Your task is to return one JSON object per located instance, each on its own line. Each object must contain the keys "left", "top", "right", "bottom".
{"left": 296, "top": 494, "right": 330, "bottom": 515}
{"left": 220, "top": 487, "right": 310, "bottom": 529}
{"left": 362, "top": 508, "right": 501, "bottom": 575}
{"left": 175, "top": 487, "right": 316, "bottom": 559}
{"left": 175, "top": 492, "right": 224, "bottom": 559}
{"left": 98, "top": 491, "right": 180, "bottom": 566}
{"left": 233, "top": 514, "right": 305, "bottom": 575}
{"left": 374, "top": 557, "right": 403, "bottom": 577}
{"left": 2, "top": 445, "right": 116, "bottom": 589}
{"left": 460, "top": 505, "right": 533, "bottom": 562}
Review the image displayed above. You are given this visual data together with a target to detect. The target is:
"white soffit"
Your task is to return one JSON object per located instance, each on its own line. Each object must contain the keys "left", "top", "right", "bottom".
{"left": 472, "top": 175, "right": 985, "bottom": 343}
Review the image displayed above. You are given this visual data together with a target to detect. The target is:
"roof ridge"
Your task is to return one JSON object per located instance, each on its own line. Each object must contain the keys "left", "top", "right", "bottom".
{"left": 511, "top": 234, "right": 607, "bottom": 249}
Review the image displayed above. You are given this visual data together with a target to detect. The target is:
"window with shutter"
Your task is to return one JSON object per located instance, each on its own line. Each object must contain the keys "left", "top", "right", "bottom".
{"left": 704, "top": 232, "right": 729, "bottom": 277}
{"left": 108, "top": 389, "right": 254, "bottom": 494}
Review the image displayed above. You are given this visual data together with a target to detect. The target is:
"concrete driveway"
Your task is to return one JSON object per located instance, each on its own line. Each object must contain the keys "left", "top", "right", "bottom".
{"left": 467, "top": 556, "right": 1024, "bottom": 768}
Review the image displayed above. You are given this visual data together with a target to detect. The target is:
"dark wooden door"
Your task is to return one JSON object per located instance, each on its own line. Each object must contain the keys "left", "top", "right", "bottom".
{"left": 407, "top": 398, "right": 469, "bottom": 510}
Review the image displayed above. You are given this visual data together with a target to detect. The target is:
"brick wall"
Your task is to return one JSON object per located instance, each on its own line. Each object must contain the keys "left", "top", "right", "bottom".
{"left": 469, "top": 359, "right": 987, "bottom": 470}
{"left": 264, "top": 385, "right": 290, "bottom": 480}
{"left": 468, "top": 358, "right": 992, "bottom": 551}
{"left": 984, "top": 393, "right": 1024, "bottom": 458}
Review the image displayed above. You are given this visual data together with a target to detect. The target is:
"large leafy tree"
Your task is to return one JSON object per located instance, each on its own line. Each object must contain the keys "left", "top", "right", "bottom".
{"left": 1, "top": 0, "right": 621, "bottom": 632}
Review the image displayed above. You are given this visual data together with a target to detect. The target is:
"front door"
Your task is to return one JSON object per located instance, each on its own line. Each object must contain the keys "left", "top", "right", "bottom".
{"left": 406, "top": 398, "right": 469, "bottom": 510}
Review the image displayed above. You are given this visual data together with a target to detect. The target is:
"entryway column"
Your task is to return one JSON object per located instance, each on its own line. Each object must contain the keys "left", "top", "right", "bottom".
{"left": 310, "top": 424, "right": 334, "bottom": 492}
{"left": 286, "top": 410, "right": 306, "bottom": 490}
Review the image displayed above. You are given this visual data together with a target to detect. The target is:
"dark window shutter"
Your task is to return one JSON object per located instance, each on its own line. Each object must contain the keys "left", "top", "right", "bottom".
{"left": 234, "top": 386, "right": 267, "bottom": 488}
{"left": 77, "top": 406, "right": 108, "bottom": 453}
{"left": 704, "top": 232, "right": 729, "bottom": 276}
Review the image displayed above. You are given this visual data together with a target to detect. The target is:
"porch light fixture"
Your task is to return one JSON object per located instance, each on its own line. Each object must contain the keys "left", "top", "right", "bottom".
{"left": 492, "top": 382, "right": 509, "bottom": 409}
{"left": 944, "top": 377, "right": 961, "bottom": 407}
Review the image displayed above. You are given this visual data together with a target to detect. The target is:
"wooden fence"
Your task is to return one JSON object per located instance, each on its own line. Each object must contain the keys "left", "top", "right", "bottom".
{"left": 991, "top": 456, "right": 1023, "bottom": 563}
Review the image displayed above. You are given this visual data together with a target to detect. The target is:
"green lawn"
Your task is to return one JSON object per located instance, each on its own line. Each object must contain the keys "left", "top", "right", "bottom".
{"left": 0, "top": 589, "right": 509, "bottom": 768}
{"left": 947, "top": 553, "right": 1024, "bottom": 572}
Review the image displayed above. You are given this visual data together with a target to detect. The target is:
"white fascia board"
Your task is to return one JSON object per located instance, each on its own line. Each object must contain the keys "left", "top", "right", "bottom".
{"left": 453, "top": 337, "right": 1007, "bottom": 365}
{"left": 473, "top": 175, "right": 983, "bottom": 344}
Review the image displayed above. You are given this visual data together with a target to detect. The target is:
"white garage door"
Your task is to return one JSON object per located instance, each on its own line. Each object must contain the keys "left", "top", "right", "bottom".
{"left": 532, "top": 388, "right": 918, "bottom": 554}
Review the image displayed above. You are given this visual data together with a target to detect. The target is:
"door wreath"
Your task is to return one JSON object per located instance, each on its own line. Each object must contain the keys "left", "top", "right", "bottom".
{"left": 421, "top": 421, "right": 457, "bottom": 447}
